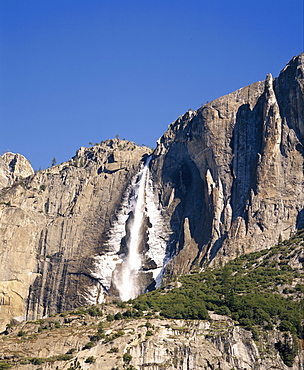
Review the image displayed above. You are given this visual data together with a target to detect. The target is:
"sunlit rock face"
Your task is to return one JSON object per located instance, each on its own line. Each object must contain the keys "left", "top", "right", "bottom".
{"left": 152, "top": 53, "right": 304, "bottom": 272}
{"left": 0, "top": 152, "right": 34, "bottom": 188}
{"left": 0, "top": 140, "right": 151, "bottom": 329}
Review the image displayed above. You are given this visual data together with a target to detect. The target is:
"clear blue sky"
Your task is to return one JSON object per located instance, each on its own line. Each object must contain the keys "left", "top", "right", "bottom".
{"left": 0, "top": 0, "right": 303, "bottom": 170}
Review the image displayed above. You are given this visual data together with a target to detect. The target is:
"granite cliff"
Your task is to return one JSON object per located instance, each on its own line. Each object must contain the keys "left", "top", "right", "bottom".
{"left": 0, "top": 141, "right": 151, "bottom": 330}
{"left": 152, "top": 52, "right": 304, "bottom": 275}
{"left": 0, "top": 53, "right": 304, "bottom": 333}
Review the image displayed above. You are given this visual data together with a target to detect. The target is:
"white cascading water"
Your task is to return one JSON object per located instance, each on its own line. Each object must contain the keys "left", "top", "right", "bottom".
{"left": 115, "top": 156, "right": 152, "bottom": 301}
{"left": 90, "top": 156, "right": 168, "bottom": 303}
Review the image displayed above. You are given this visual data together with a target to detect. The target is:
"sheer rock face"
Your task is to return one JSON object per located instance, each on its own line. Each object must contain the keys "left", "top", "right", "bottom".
{"left": 0, "top": 140, "right": 151, "bottom": 330}
{"left": 152, "top": 53, "right": 304, "bottom": 272}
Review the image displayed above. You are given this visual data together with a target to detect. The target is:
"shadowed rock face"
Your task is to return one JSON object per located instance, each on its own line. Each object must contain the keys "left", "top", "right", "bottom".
{"left": 0, "top": 54, "right": 304, "bottom": 329}
{"left": 152, "top": 52, "right": 304, "bottom": 272}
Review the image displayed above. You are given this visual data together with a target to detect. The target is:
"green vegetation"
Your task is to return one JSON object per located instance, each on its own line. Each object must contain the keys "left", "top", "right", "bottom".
{"left": 123, "top": 353, "right": 132, "bottom": 364}
{"left": 108, "top": 347, "right": 119, "bottom": 353}
{"left": 71, "top": 305, "right": 103, "bottom": 317}
{"left": 133, "top": 238, "right": 303, "bottom": 335}
{"left": 89, "top": 322, "right": 105, "bottom": 342}
{"left": 103, "top": 330, "right": 124, "bottom": 343}
{"left": 0, "top": 362, "right": 12, "bottom": 370}
{"left": 82, "top": 341, "right": 95, "bottom": 350}
{"left": 67, "top": 358, "right": 82, "bottom": 369}
{"left": 275, "top": 333, "right": 299, "bottom": 367}
{"left": 25, "top": 354, "right": 73, "bottom": 365}
{"left": 131, "top": 231, "right": 304, "bottom": 366}
{"left": 66, "top": 348, "right": 77, "bottom": 355}
{"left": 89, "top": 320, "right": 124, "bottom": 344}
{"left": 85, "top": 356, "right": 96, "bottom": 363}
{"left": 116, "top": 301, "right": 126, "bottom": 308}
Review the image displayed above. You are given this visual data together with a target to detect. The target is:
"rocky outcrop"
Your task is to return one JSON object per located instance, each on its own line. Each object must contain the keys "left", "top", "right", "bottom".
{"left": 0, "top": 311, "right": 302, "bottom": 369}
{"left": 0, "top": 152, "right": 34, "bottom": 189}
{"left": 152, "top": 52, "right": 304, "bottom": 273}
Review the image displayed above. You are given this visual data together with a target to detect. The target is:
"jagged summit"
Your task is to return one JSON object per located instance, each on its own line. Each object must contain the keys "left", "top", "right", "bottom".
{"left": 280, "top": 51, "right": 304, "bottom": 72}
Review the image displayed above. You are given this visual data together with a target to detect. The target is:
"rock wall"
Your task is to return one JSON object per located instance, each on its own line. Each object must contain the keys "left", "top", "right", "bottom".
{"left": 152, "top": 52, "right": 304, "bottom": 274}
{"left": 0, "top": 140, "right": 151, "bottom": 330}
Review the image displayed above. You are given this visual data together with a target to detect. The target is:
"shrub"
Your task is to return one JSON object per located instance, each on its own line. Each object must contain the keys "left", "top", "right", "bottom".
{"left": 123, "top": 353, "right": 132, "bottom": 364}
{"left": 279, "top": 320, "right": 293, "bottom": 332}
{"left": 85, "top": 356, "right": 96, "bottom": 364}
{"left": 29, "top": 358, "right": 45, "bottom": 365}
{"left": 90, "top": 332, "right": 104, "bottom": 342}
{"left": 116, "top": 301, "right": 126, "bottom": 308}
{"left": 17, "top": 331, "right": 26, "bottom": 337}
{"left": 114, "top": 312, "right": 122, "bottom": 320}
{"left": 108, "top": 347, "right": 119, "bottom": 353}
{"left": 66, "top": 348, "right": 77, "bottom": 355}
{"left": 82, "top": 341, "right": 95, "bottom": 350}
{"left": 94, "top": 324, "right": 105, "bottom": 340}
{"left": 251, "top": 328, "right": 259, "bottom": 341}
{"left": 238, "top": 318, "right": 253, "bottom": 330}
{"left": 122, "top": 310, "right": 133, "bottom": 318}
{"left": 54, "top": 321, "right": 61, "bottom": 328}
{"left": 214, "top": 305, "right": 231, "bottom": 316}
{"left": 55, "top": 354, "right": 73, "bottom": 361}
{"left": 87, "top": 306, "right": 103, "bottom": 317}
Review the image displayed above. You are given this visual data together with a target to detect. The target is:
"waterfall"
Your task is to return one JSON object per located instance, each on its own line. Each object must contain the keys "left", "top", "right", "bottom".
{"left": 90, "top": 155, "right": 168, "bottom": 303}
{"left": 114, "top": 156, "right": 151, "bottom": 301}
